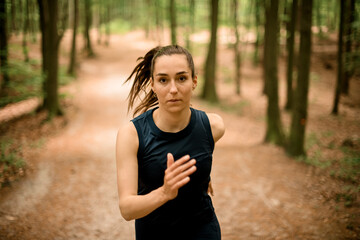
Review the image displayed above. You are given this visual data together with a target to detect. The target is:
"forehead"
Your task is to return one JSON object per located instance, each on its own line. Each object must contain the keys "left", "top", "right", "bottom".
{"left": 153, "top": 54, "right": 190, "bottom": 74}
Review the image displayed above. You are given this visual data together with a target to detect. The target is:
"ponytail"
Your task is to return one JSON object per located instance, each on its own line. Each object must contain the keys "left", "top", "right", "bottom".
{"left": 125, "top": 45, "right": 195, "bottom": 117}
{"left": 125, "top": 47, "right": 160, "bottom": 116}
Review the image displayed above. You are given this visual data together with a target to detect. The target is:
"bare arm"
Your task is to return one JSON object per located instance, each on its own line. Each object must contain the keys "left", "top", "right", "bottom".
{"left": 206, "top": 113, "right": 225, "bottom": 196}
{"left": 207, "top": 113, "right": 225, "bottom": 143}
{"left": 116, "top": 122, "right": 197, "bottom": 221}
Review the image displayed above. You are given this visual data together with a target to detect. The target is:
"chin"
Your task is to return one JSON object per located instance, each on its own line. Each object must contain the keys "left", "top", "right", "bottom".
{"left": 163, "top": 102, "right": 190, "bottom": 112}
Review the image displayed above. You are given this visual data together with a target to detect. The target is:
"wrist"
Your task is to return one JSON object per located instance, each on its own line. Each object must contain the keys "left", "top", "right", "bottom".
{"left": 156, "top": 186, "right": 172, "bottom": 203}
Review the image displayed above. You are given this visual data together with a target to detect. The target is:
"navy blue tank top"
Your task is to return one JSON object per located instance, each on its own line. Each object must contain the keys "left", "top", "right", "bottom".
{"left": 131, "top": 107, "right": 216, "bottom": 239}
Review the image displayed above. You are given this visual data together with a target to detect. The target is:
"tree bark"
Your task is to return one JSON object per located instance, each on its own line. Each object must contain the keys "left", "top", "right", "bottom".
{"left": 201, "top": 0, "right": 219, "bottom": 102}
{"left": 342, "top": 0, "right": 355, "bottom": 95}
{"left": 0, "top": 0, "right": 9, "bottom": 91}
{"left": 253, "top": 0, "right": 261, "bottom": 66}
{"left": 331, "top": 0, "right": 345, "bottom": 115}
{"left": 186, "top": 0, "right": 195, "bottom": 52}
{"left": 285, "top": 0, "right": 298, "bottom": 110}
{"left": 37, "top": 0, "right": 62, "bottom": 118}
{"left": 233, "top": 0, "right": 241, "bottom": 95}
{"left": 84, "top": 0, "right": 94, "bottom": 57}
{"left": 22, "top": 0, "right": 30, "bottom": 62}
{"left": 264, "top": 0, "right": 285, "bottom": 146}
{"left": 169, "top": 0, "right": 177, "bottom": 45}
{"left": 68, "top": 0, "right": 79, "bottom": 76}
{"left": 288, "top": 0, "right": 313, "bottom": 156}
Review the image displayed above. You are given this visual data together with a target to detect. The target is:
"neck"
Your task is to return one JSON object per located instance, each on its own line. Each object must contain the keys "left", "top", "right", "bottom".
{"left": 153, "top": 107, "right": 191, "bottom": 133}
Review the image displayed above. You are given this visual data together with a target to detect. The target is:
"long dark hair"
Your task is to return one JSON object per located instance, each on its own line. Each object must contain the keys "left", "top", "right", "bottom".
{"left": 125, "top": 45, "right": 195, "bottom": 116}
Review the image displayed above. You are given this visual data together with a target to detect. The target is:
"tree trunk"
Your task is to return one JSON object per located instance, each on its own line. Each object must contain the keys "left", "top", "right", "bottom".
{"left": 342, "top": 0, "right": 355, "bottom": 95}
{"left": 285, "top": 0, "right": 298, "bottom": 110}
{"left": 315, "top": 0, "right": 322, "bottom": 37}
{"left": 68, "top": 0, "right": 79, "bottom": 76}
{"left": 233, "top": 0, "right": 241, "bottom": 95}
{"left": 262, "top": 0, "right": 270, "bottom": 95}
{"left": 105, "top": 4, "right": 110, "bottom": 46}
{"left": 10, "top": 0, "right": 17, "bottom": 34}
{"left": 331, "top": 0, "right": 345, "bottom": 115}
{"left": 0, "top": 0, "right": 9, "bottom": 91}
{"left": 29, "top": 0, "right": 37, "bottom": 43}
{"left": 186, "top": 0, "right": 195, "bottom": 52}
{"left": 22, "top": 0, "right": 30, "bottom": 62}
{"left": 264, "top": 0, "right": 284, "bottom": 146}
{"left": 253, "top": 0, "right": 261, "bottom": 66}
{"left": 288, "top": 0, "right": 313, "bottom": 156}
{"left": 169, "top": 0, "right": 177, "bottom": 45}
{"left": 201, "top": 0, "right": 219, "bottom": 102}
{"left": 84, "top": 0, "right": 94, "bottom": 57}
{"left": 37, "top": 0, "right": 62, "bottom": 118}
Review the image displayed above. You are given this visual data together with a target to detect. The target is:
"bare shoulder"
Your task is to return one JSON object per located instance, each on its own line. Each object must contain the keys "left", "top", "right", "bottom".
{"left": 206, "top": 113, "right": 225, "bottom": 143}
{"left": 116, "top": 121, "right": 139, "bottom": 157}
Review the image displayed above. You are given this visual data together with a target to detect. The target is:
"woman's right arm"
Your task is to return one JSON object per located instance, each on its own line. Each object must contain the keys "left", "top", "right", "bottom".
{"left": 116, "top": 122, "right": 197, "bottom": 221}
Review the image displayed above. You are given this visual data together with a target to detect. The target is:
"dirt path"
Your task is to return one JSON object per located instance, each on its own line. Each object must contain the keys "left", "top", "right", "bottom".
{"left": 0, "top": 31, "right": 359, "bottom": 239}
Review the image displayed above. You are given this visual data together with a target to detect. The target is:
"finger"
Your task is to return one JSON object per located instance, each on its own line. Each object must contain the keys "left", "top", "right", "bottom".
{"left": 172, "top": 165, "right": 197, "bottom": 189}
{"left": 170, "top": 159, "right": 196, "bottom": 177}
{"left": 165, "top": 158, "right": 196, "bottom": 181}
{"left": 169, "top": 165, "right": 197, "bottom": 187}
{"left": 168, "top": 154, "right": 191, "bottom": 170}
{"left": 174, "top": 176, "right": 191, "bottom": 189}
{"left": 167, "top": 153, "right": 174, "bottom": 169}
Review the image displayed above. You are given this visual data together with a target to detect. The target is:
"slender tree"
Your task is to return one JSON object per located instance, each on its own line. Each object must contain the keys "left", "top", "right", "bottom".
{"left": 10, "top": 0, "right": 17, "bottom": 34}
{"left": 186, "top": 0, "right": 195, "bottom": 52}
{"left": 37, "top": 0, "right": 66, "bottom": 118}
{"left": 263, "top": 0, "right": 285, "bottom": 146}
{"left": 253, "top": 0, "right": 261, "bottom": 66}
{"left": 68, "top": 0, "right": 79, "bottom": 76}
{"left": 233, "top": 0, "right": 241, "bottom": 95}
{"left": 315, "top": 0, "right": 322, "bottom": 37}
{"left": 287, "top": 0, "right": 313, "bottom": 156}
{"left": 285, "top": 0, "right": 298, "bottom": 110}
{"left": 332, "top": 0, "right": 345, "bottom": 115}
{"left": 342, "top": 0, "right": 355, "bottom": 94}
{"left": 0, "top": 0, "right": 9, "bottom": 92}
{"left": 169, "top": 0, "right": 177, "bottom": 45}
{"left": 84, "top": 0, "right": 95, "bottom": 57}
{"left": 22, "top": 0, "right": 30, "bottom": 62}
{"left": 202, "top": 0, "right": 219, "bottom": 102}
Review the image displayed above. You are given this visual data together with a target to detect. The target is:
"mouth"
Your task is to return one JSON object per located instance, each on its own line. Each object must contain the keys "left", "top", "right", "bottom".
{"left": 167, "top": 99, "right": 181, "bottom": 103}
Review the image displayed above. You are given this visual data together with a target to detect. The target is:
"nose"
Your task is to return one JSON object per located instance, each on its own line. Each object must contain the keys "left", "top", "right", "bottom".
{"left": 169, "top": 80, "right": 178, "bottom": 94}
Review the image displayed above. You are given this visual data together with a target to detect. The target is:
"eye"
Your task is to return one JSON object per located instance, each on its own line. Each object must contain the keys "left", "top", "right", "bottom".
{"left": 178, "top": 76, "right": 187, "bottom": 82}
{"left": 158, "top": 78, "right": 167, "bottom": 83}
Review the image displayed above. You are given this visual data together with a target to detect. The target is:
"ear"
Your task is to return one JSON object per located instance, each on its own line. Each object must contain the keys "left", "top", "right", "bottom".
{"left": 192, "top": 75, "right": 198, "bottom": 90}
{"left": 151, "top": 78, "right": 155, "bottom": 93}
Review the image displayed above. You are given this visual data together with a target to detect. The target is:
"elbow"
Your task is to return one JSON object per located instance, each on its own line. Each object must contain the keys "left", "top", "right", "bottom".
{"left": 119, "top": 203, "right": 135, "bottom": 221}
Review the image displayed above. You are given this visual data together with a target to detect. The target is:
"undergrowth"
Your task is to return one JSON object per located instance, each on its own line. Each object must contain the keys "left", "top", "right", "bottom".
{"left": 0, "top": 139, "right": 26, "bottom": 188}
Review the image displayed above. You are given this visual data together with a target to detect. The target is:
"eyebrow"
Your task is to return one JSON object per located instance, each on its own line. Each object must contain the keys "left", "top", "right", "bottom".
{"left": 155, "top": 71, "right": 189, "bottom": 76}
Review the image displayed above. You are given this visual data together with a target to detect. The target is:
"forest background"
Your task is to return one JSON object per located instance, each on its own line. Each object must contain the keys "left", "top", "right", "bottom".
{"left": 0, "top": 0, "right": 359, "bottom": 239}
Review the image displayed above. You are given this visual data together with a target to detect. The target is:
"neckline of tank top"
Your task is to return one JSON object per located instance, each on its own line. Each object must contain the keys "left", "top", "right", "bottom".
{"left": 148, "top": 107, "right": 197, "bottom": 139}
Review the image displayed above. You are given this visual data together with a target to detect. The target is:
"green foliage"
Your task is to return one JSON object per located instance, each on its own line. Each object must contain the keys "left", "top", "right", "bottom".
{"left": 303, "top": 131, "right": 360, "bottom": 184}
{"left": 0, "top": 58, "right": 43, "bottom": 107}
{"left": 335, "top": 147, "right": 360, "bottom": 182}
{"left": 108, "top": 18, "right": 133, "bottom": 34}
{"left": 335, "top": 185, "right": 359, "bottom": 208}
{"left": 0, "top": 139, "right": 26, "bottom": 187}
{"left": 296, "top": 149, "right": 332, "bottom": 168}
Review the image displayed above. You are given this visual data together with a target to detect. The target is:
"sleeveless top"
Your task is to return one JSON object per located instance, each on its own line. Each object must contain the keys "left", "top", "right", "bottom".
{"left": 131, "top": 107, "right": 216, "bottom": 239}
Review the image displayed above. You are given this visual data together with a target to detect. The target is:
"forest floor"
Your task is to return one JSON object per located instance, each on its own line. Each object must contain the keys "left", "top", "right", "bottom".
{"left": 0, "top": 30, "right": 359, "bottom": 239}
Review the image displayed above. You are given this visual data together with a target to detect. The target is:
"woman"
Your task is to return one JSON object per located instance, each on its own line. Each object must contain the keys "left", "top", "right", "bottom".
{"left": 116, "top": 45, "right": 225, "bottom": 240}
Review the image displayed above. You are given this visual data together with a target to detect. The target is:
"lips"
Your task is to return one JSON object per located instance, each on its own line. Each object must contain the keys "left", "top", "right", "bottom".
{"left": 168, "top": 99, "right": 181, "bottom": 103}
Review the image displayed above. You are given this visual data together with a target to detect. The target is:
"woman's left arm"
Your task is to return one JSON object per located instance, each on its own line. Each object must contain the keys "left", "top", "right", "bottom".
{"left": 207, "top": 113, "right": 225, "bottom": 143}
